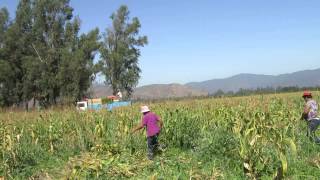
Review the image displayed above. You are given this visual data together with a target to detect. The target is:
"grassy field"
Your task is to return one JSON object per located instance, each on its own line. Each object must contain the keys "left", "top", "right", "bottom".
{"left": 1, "top": 92, "right": 320, "bottom": 179}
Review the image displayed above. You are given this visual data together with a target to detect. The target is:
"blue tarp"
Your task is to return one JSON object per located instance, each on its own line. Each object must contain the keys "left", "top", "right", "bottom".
{"left": 106, "top": 101, "right": 131, "bottom": 111}
{"left": 87, "top": 101, "right": 131, "bottom": 111}
{"left": 88, "top": 104, "right": 102, "bottom": 110}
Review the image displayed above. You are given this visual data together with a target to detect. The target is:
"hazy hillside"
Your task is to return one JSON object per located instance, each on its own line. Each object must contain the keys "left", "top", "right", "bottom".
{"left": 132, "top": 84, "right": 207, "bottom": 99}
{"left": 90, "top": 83, "right": 207, "bottom": 99}
{"left": 89, "top": 84, "right": 113, "bottom": 98}
{"left": 90, "top": 68, "right": 320, "bottom": 99}
{"left": 186, "top": 68, "right": 320, "bottom": 93}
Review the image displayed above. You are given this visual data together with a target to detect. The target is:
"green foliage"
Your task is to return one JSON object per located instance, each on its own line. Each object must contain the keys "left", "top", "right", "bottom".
{"left": 0, "top": 7, "right": 9, "bottom": 44}
{"left": 0, "top": 0, "right": 101, "bottom": 108}
{"left": 100, "top": 5, "right": 148, "bottom": 98}
{"left": 101, "top": 97, "right": 113, "bottom": 104}
{"left": 0, "top": 2, "right": 147, "bottom": 108}
{"left": 58, "top": 18, "right": 100, "bottom": 104}
{"left": 1, "top": 93, "right": 320, "bottom": 179}
{"left": 212, "top": 86, "right": 320, "bottom": 98}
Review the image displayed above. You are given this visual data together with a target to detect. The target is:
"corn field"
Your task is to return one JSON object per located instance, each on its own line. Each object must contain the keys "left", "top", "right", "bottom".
{"left": 1, "top": 92, "right": 320, "bottom": 179}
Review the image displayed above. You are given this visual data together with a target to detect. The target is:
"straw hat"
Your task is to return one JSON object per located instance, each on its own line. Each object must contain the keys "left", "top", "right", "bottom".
{"left": 140, "top": 105, "right": 150, "bottom": 113}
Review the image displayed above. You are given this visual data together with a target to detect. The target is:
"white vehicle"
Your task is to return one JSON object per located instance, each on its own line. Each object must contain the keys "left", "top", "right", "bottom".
{"left": 76, "top": 98, "right": 131, "bottom": 111}
{"left": 76, "top": 101, "right": 87, "bottom": 111}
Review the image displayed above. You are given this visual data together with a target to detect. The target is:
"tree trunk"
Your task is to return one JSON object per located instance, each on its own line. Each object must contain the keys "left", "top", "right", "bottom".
{"left": 33, "top": 97, "right": 36, "bottom": 108}
{"left": 25, "top": 101, "right": 29, "bottom": 111}
{"left": 112, "top": 86, "right": 117, "bottom": 96}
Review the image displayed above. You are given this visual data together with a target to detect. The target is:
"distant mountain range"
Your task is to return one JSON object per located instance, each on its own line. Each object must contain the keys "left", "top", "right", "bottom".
{"left": 90, "top": 83, "right": 207, "bottom": 100}
{"left": 91, "top": 68, "right": 320, "bottom": 99}
{"left": 186, "top": 68, "right": 320, "bottom": 93}
{"left": 132, "top": 84, "right": 207, "bottom": 99}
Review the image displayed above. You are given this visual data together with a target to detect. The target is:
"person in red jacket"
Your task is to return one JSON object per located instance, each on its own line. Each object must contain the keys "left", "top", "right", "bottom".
{"left": 301, "top": 91, "right": 320, "bottom": 143}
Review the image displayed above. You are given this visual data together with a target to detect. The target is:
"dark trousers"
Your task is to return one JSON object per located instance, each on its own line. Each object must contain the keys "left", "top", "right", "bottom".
{"left": 147, "top": 134, "right": 159, "bottom": 160}
{"left": 307, "top": 118, "right": 320, "bottom": 143}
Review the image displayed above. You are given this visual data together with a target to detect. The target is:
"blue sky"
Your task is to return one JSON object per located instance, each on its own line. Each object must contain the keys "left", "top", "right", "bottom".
{"left": 1, "top": 0, "right": 320, "bottom": 86}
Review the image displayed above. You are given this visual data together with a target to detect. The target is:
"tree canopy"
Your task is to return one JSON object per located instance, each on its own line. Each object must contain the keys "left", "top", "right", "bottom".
{"left": 0, "top": 1, "right": 146, "bottom": 108}
{"left": 100, "top": 5, "right": 148, "bottom": 98}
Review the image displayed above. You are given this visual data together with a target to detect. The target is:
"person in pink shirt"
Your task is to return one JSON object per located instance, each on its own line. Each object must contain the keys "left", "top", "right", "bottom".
{"left": 132, "top": 105, "right": 163, "bottom": 160}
